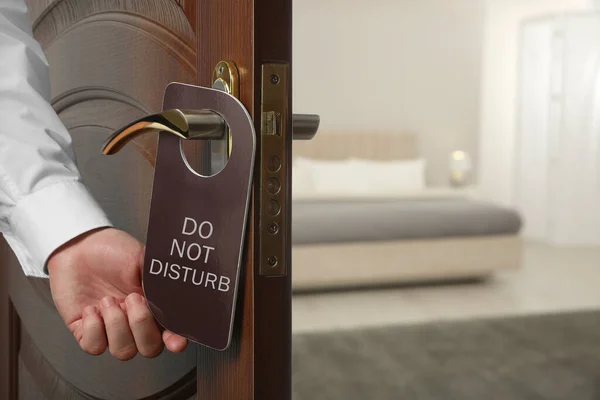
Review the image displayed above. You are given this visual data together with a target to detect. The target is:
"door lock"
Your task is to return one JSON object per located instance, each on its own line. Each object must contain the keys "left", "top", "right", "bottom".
{"left": 259, "top": 63, "right": 289, "bottom": 277}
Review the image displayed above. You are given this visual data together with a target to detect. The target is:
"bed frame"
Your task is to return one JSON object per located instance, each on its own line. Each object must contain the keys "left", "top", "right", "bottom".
{"left": 291, "top": 132, "right": 522, "bottom": 291}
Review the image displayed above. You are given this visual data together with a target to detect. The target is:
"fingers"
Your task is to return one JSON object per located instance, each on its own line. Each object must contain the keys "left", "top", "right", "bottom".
{"left": 100, "top": 296, "right": 137, "bottom": 361}
{"left": 125, "top": 293, "right": 164, "bottom": 358}
{"left": 83, "top": 295, "right": 185, "bottom": 360}
{"left": 163, "top": 330, "right": 188, "bottom": 353}
{"left": 79, "top": 306, "right": 107, "bottom": 356}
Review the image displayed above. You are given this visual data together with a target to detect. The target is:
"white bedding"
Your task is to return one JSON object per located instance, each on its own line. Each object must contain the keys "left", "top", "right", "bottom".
{"left": 292, "top": 157, "right": 427, "bottom": 198}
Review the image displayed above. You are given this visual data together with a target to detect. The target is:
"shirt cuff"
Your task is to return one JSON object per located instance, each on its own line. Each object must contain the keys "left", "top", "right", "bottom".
{"left": 5, "top": 180, "right": 113, "bottom": 278}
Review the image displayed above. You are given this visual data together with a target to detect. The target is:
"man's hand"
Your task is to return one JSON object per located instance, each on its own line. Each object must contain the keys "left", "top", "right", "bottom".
{"left": 48, "top": 227, "right": 187, "bottom": 360}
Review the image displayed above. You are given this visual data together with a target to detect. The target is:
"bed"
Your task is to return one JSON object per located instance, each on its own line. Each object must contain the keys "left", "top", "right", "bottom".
{"left": 290, "top": 132, "right": 523, "bottom": 291}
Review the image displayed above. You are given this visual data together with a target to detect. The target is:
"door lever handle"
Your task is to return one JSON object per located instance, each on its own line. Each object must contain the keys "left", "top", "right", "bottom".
{"left": 102, "top": 109, "right": 224, "bottom": 155}
{"left": 102, "top": 110, "right": 319, "bottom": 155}
{"left": 291, "top": 114, "right": 320, "bottom": 140}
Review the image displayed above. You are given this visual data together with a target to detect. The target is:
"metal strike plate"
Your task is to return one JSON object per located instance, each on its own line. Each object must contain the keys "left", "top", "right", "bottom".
{"left": 259, "top": 63, "right": 289, "bottom": 276}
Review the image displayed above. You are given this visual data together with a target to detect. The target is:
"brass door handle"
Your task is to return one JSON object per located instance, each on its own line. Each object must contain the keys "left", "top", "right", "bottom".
{"left": 102, "top": 110, "right": 319, "bottom": 155}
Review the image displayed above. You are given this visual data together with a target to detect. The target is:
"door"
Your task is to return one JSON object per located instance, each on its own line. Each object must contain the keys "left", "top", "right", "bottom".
{"left": 0, "top": 0, "right": 293, "bottom": 399}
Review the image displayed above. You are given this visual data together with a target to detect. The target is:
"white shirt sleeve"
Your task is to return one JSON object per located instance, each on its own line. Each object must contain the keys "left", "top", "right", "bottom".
{"left": 0, "top": 0, "right": 113, "bottom": 278}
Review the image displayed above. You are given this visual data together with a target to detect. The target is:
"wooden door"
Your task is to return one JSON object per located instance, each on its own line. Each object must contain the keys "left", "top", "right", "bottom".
{"left": 0, "top": 1, "right": 293, "bottom": 399}
{"left": 196, "top": 1, "right": 293, "bottom": 399}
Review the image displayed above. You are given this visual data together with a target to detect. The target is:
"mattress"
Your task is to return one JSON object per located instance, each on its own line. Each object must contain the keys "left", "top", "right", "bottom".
{"left": 292, "top": 198, "right": 522, "bottom": 245}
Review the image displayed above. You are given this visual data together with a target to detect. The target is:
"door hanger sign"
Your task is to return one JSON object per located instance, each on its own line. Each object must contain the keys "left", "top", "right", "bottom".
{"left": 143, "top": 83, "right": 255, "bottom": 351}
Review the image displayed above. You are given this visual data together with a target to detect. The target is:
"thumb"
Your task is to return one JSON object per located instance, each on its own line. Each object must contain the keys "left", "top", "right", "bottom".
{"left": 163, "top": 330, "right": 188, "bottom": 353}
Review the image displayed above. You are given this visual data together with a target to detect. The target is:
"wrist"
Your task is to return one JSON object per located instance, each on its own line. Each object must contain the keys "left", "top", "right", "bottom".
{"left": 6, "top": 181, "right": 113, "bottom": 277}
{"left": 48, "top": 227, "right": 113, "bottom": 274}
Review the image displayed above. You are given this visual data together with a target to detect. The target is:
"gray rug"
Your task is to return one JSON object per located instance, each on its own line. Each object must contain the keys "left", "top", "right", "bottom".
{"left": 292, "top": 310, "right": 600, "bottom": 400}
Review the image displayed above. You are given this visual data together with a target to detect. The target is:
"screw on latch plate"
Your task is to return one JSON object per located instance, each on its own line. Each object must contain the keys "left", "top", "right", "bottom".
{"left": 267, "top": 222, "right": 279, "bottom": 235}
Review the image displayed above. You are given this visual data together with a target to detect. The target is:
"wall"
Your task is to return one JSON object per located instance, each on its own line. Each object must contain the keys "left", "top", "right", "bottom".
{"left": 293, "top": 0, "right": 485, "bottom": 186}
{"left": 477, "top": 0, "right": 592, "bottom": 206}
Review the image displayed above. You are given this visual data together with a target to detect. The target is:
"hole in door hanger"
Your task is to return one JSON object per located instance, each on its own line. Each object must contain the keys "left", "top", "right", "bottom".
{"left": 180, "top": 118, "right": 232, "bottom": 177}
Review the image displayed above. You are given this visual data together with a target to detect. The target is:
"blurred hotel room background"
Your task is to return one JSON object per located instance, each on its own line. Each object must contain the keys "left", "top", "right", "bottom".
{"left": 290, "top": 1, "right": 600, "bottom": 398}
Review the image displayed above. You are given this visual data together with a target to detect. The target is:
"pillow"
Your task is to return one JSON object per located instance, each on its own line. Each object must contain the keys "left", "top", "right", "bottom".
{"left": 293, "top": 157, "right": 366, "bottom": 196}
{"left": 348, "top": 158, "right": 426, "bottom": 194}
{"left": 292, "top": 157, "right": 426, "bottom": 198}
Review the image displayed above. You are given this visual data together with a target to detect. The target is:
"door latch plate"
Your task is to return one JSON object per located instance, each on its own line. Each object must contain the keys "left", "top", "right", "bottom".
{"left": 259, "top": 63, "right": 289, "bottom": 277}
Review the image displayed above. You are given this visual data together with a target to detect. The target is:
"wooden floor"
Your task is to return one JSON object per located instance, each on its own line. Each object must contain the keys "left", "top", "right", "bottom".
{"left": 292, "top": 241, "right": 600, "bottom": 333}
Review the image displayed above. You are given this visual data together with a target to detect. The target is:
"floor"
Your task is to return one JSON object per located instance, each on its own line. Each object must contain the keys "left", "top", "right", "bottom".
{"left": 292, "top": 241, "right": 600, "bottom": 334}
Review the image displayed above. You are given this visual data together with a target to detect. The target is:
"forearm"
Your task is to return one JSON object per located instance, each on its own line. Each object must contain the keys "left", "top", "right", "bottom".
{"left": 0, "top": 0, "right": 112, "bottom": 277}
